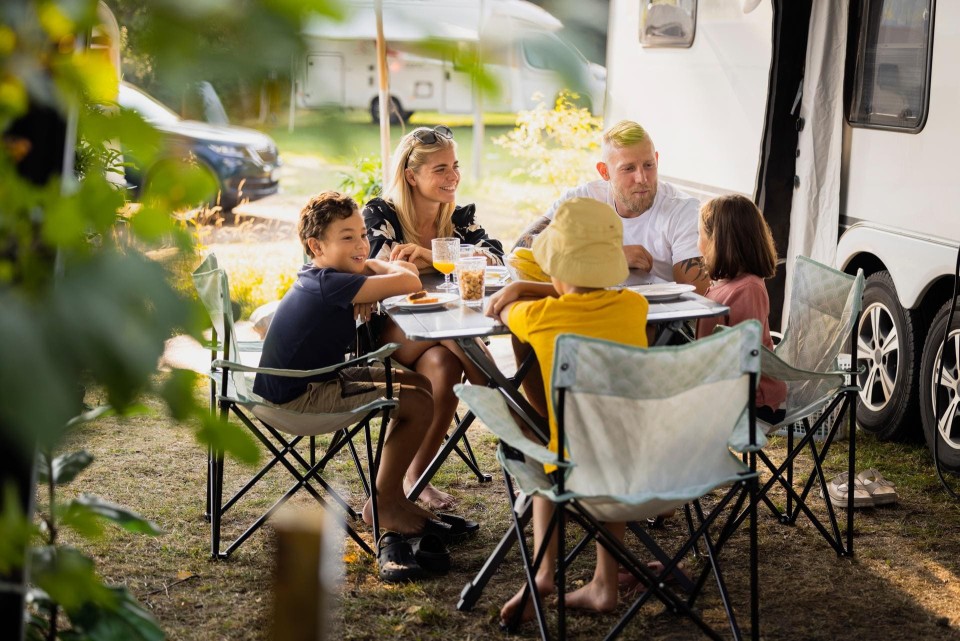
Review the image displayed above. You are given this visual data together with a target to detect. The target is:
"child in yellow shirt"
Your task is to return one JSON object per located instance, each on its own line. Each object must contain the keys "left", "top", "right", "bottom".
{"left": 486, "top": 197, "right": 649, "bottom": 626}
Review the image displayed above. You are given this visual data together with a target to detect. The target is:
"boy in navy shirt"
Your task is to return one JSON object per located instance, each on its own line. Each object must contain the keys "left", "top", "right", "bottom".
{"left": 254, "top": 191, "right": 439, "bottom": 539}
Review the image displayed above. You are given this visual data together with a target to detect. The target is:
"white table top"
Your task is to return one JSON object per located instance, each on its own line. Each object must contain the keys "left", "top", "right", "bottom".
{"left": 384, "top": 283, "right": 729, "bottom": 342}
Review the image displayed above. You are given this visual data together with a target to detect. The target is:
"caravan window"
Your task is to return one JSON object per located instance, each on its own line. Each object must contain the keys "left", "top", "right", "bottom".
{"left": 848, "top": 0, "right": 933, "bottom": 131}
{"left": 640, "top": 0, "right": 697, "bottom": 48}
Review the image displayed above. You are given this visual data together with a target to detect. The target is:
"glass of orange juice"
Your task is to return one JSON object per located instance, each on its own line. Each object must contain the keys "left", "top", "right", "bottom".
{"left": 431, "top": 237, "right": 460, "bottom": 291}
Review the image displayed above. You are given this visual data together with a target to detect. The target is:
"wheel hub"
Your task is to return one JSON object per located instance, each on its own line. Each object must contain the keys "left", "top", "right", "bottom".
{"left": 858, "top": 302, "right": 899, "bottom": 412}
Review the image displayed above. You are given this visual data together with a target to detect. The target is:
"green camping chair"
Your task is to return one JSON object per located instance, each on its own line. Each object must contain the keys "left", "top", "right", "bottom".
{"left": 456, "top": 321, "right": 763, "bottom": 641}
{"left": 723, "top": 255, "right": 864, "bottom": 557}
{"left": 192, "top": 254, "right": 398, "bottom": 558}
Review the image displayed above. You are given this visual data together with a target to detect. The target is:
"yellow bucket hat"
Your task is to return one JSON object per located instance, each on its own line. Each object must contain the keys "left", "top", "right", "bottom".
{"left": 532, "top": 197, "right": 628, "bottom": 288}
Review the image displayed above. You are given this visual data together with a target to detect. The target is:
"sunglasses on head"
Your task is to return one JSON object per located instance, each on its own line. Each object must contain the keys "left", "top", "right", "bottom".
{"left": 411, "top": 125, "right": 454, "bottom": 145}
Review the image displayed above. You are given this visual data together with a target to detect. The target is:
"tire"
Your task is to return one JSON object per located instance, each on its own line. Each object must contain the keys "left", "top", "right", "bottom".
{"left": 855, "top": 270, "right": 923, "bottom": 440}
{"left": 370, "top": 96, "right": 407, "bottom": 125}
{"left": 920, "top": 299, "right": 960, "bottom": 472}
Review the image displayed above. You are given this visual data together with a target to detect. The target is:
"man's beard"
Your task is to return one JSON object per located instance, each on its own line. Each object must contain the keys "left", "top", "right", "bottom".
{"left": 615, "top": 184, "right": 657, "bottom": 216}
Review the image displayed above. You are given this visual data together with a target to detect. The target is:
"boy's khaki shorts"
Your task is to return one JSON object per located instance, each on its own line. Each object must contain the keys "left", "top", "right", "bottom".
{"left": 279, "top": 365, "right": 391, "bottom": 414}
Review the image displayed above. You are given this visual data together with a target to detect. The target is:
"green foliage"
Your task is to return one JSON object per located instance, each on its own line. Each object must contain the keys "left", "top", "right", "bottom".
{"left": 1, "top": 0, "right": 329, "bottom": 638}
{"left": 493, "top": 90, "right": 603, "bottom": 188}
{"left": 338, "top": 155, "right": 382, "bottom": 206}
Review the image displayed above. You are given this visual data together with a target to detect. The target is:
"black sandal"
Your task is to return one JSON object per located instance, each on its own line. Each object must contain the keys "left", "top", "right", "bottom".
{"left": 436, "top": 512, "right": 480, "bottom": 544}
{"left": 377, "top": 531, "right": 425, "bottom": 583}
{"left": 409, "top": 533, "right": 450, "bottom": 575}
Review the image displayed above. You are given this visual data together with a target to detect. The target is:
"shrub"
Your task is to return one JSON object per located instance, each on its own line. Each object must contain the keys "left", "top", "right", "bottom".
{"left": 493, "top": 90, "right": 603, "bottom": 188}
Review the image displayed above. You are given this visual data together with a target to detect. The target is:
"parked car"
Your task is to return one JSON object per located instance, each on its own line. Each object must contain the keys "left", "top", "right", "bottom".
{"left": 118, "top": 82, "right": 281, "bottom": 210}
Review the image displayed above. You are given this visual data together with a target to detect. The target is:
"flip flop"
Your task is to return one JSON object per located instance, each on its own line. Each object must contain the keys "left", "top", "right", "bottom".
{"left": 436, "top": 512, "right": 480, "bottom": 544}
{"left": 856, "top": 468, "right": 899, "bottom": 505}
{"left": 409, "top": 533, "right": 450, "bottom": 575}
{"left": 377, "top": 531, "right": 425, "bottom": 583}
{"left": 822, "top": 472, "right": 874, "bottom": 508}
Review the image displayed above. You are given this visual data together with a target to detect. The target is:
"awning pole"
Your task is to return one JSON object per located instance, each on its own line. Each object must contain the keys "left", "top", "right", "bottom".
{"left": 375, "top": 0, "right": 391, "bottom": 186}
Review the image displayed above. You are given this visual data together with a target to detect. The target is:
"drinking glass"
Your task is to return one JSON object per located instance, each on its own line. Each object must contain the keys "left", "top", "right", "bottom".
{"left": 457, "top": 257, "right": 487, "bottom": 307}
{"left": 431, "top": 237, "right": 460, "bottom": 291}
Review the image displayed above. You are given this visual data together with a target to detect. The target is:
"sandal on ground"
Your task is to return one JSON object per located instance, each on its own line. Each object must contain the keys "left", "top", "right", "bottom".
{"left": 410, "top": 518, "right": 454, "bottom": 543}
{"left": 409, "top": 533, "right": 450, "bottom": 575}
{"left": 377, "top": 532, "right": 425, "bottom": 583}
{"left": 856, "top": 468, "right": 899, "bottom": 505}
{"left": 821, "top": 472, "right": 873, "bottom": 508}
{"left": 436, "top": 512, "right": 480, "bottom": 544}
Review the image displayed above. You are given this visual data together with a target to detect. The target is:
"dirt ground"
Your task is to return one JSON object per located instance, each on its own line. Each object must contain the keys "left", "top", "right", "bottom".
{"left": 54, "top": 207, "right": 960, "bottom": 641}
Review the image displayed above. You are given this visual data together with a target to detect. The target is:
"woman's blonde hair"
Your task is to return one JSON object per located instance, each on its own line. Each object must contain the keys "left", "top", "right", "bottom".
{"left": 700, "top": 194, "right": 778, "bottom": 280}
{"left": 383, "top": 128, "right": 457, "bottom": 246}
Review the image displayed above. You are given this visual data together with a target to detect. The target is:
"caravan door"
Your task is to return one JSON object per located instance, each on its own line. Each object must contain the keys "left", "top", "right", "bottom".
{"left": 303, "top": 53, "right": 345, "bottom": 107}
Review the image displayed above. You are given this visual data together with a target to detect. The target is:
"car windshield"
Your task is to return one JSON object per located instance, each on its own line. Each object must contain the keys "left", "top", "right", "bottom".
{"left": 119, "top": 84, "right": 180, "bottom": 125}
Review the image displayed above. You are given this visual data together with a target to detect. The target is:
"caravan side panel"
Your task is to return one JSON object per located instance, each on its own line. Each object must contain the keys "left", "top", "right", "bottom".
{"left": 605, "top": 0, "right": 772, "bottom": 200}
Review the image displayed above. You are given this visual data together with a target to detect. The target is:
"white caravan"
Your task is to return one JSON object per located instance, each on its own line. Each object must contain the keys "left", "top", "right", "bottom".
{"left": 298, "top": 0, "right": 606, "bottom": 122}
{"left": 606, "top": 0, "right": 960, "bottom": 466}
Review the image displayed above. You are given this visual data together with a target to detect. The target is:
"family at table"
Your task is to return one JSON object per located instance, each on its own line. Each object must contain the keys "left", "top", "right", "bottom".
{"left": 251, "top": 119, "right": 784, "bottom": 618}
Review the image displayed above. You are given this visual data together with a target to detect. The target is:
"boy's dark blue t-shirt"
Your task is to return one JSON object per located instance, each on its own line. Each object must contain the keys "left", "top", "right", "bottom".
{"left": 253, "top": 265, "right": 367, "bottom": 404}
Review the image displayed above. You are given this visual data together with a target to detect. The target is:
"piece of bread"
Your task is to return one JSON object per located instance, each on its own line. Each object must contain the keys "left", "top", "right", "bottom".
{"left": 406, "top": 290, "right": 439, "bottom": 304}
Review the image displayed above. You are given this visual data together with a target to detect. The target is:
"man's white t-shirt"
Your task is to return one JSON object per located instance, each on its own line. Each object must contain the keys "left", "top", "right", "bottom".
{"left": 544, "top": 179, "right": 701, "bottom": 283}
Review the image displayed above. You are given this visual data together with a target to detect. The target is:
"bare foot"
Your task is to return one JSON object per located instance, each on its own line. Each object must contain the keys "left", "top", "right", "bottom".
{"left": 362, "top": 497, "right": 425, "bottom": 536}
{"left": 501, "top": 578, "right": 554, "bottom": 628}
{"left": 565, "top": 579, "right": 618, "bottom": 614}
{"left": 407, "top": 482, "right": 457, "bottom": 511}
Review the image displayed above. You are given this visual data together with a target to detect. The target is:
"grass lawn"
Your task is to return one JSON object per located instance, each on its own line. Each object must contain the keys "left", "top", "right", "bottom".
{"left": 59, "top": 383, "right": 960, "bottom": 640}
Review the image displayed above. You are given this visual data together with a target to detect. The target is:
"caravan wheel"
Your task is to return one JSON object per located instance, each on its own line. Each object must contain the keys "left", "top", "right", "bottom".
{"left": 856, "top": 271, "right": 923, "bottom": 440}
{"left": 920, "top": 300, "right": 960, "bottom": 472}
{"left": 370, "top": 96, "right": 408, "bottom": 125}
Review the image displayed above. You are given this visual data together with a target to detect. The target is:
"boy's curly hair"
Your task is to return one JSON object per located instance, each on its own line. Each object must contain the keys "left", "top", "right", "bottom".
{"left": 299, "top": 191, "right": 359, "bottom": 258}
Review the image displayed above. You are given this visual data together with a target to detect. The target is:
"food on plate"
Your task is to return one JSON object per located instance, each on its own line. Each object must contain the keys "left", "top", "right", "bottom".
{"left": 406, "top": 290, "right": 439, "bottom": 304}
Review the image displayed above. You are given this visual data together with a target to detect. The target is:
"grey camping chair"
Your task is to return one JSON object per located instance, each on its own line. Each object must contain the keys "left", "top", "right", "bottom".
{"left": 192, "top": 254, "right": 398, "bottom": 558}
{"left": 455, "top": 321, "right": 763, "bottom": 641}
{"left": 724, "top": 255, "right": 864, "bottom": 557}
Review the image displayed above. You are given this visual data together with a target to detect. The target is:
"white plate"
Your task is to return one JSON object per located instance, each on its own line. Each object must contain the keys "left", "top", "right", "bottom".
{"left": 629, "top": 283, "right": 697, "bottom": 302}
{"left": 485, "top": 266, "right": 511, "bottom": 290}
{"left": 384, "top": 292, "right": 459, "bottom": 311}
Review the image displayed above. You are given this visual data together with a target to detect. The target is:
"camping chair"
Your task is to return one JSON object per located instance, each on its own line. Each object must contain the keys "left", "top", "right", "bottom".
{"left": 455, "top": 322, "right": 763, "bottom": 641}
{"left": 193, "top": 254, "right": 398, "bottom": 559}
{"left": 726, "top": 255, "right": 864, "bottom": 557}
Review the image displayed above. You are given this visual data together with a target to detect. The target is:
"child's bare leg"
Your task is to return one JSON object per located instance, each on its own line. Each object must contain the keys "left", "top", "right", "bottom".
{"left": 565, "top": 521, "right": 624, "bottom": 613}
{"left": 501, "top": 497, "right": 557, "bottom": 625}
{"left": 362, "top": 372, "right": 437, "bottom": 534}
{"left": 512, "top": 336, "right": 548, "bottom": 418}
{"left": 403, "top": 345, "right": 462, "bottom": 511}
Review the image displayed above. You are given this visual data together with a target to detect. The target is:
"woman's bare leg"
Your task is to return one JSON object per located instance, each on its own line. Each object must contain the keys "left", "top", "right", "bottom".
{"left": 403, "top": 345, "right": 463, "bottom": 511}
{"left": 361, "top": 371, "right": 439, "bottom": 534}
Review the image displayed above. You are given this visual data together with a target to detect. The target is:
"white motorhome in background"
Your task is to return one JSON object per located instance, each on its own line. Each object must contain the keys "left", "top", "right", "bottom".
{"left": 299, "top": 0, "right": 605, "bottom": 122}
{"left": 606, "top": 0, "right": 960, "bottom": 467}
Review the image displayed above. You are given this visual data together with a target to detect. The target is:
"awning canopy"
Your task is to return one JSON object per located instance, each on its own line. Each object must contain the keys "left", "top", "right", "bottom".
{"left": 303, "top": 0, "right": 561, "bottom": 43}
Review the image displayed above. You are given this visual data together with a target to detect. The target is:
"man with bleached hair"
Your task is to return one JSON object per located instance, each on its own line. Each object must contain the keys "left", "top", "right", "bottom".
{"left": 513, "top": 120, "right": 709, "bottom": 294}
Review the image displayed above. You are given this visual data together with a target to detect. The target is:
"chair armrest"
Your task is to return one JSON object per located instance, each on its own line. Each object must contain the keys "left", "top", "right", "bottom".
{"left": 213, "top": 342, "right": 400, "bottom": 379}
{"left": 760, "top": 346, "right": 848, "bottom": 382}
{"left": 454, "top": 384, "right": 570, "bottom": 468}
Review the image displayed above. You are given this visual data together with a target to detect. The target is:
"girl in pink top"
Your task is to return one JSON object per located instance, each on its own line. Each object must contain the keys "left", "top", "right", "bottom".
{"left": 695, "top": 194, "right": 788, "bottom": 424}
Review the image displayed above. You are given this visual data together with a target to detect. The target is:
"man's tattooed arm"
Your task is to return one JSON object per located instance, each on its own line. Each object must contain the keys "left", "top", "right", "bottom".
{"left": 674, "top": 257, "right": 711, "bottom": 295}
{"left": 511, "top": 216, "right": 552, "bottom": 250}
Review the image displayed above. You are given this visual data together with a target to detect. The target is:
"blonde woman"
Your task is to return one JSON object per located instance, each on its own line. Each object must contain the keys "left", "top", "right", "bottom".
{"left": 362, "top": 126, "right": 502, "bottom": 512}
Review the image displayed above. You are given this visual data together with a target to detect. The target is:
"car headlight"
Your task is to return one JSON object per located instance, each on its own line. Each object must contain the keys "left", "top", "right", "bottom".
{"left": 207, "top": 143, "right": 248, "bottom": 159}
